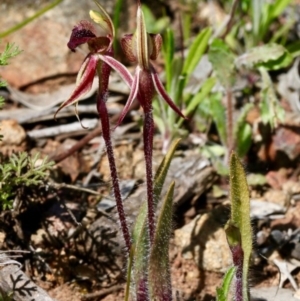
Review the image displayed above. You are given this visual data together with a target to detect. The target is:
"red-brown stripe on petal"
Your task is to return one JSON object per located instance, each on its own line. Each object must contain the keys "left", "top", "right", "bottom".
{"left": 100, "top": 54, "right": 133, "bottom": 87}
{"left": 149, "top": 34, "right": 162, "bottom": 60}
{"left": 136, "top": 4, "right": 150, "bottom": 70}
{"left": 67, "top": 20, "right": 97, "bottom": 51}
{"left": 150, "top": 65, "right": 187, "bottom": 119}
{"left": 121, "top": 34, "right": 137, "bottom": 62}
{"left": 54, "top": 55, "right": 98, "bottom": 119}
{"left": 116, "top": 68, "right": 140, "bottom": 127}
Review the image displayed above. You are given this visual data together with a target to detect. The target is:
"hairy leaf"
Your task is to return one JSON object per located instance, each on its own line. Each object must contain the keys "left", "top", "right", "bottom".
{"left": 235, "top": 43, "right": 292, "bottom": 70}
{"left": 208, "top": 39, "right": 236, "bottom": 89}
{"left": 132, "top": 139, "right": 180, "bottom": 299}
{"left": 228, "top": 153, "right": 252, "bottom": 301}
{"left": 259, "top": 67, "right": 284, "bottom": 129}
{"left": 210, "top": 93, "right": 227, "bottom": 147}
{"left": 149, "top": 182, "right": 174, "bottom": 301}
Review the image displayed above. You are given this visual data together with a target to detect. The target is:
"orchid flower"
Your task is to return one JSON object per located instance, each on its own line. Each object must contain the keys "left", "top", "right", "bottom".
{"left": 54, "top": 1, "right": 132, "bottom": 253}
{"left": 54, "top": 3, "right": 132, "bottom": 122}
{"left": 119, "top": 1, "right": 186, "bottom": 243}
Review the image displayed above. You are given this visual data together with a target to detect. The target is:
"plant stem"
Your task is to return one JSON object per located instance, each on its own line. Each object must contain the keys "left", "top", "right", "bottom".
{"left": 98, "top": 97, "right": 131, "bottom": 252}
{"left": 220, "top": 0, "right": 239, "bottom": 39}
{"left": 143, "top": 108, "right": 155, "bottom": 244}
{"left": 226, "top": 88, "right": 234, "bottom": 159}
{"left": 0, "top": 0, "right": 63, "bottom": 38}
{"left": 231, "top": 244, "right": 245, "bottom": 301}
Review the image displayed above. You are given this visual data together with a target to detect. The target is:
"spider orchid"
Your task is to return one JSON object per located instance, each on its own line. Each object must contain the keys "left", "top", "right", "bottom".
{"left": 119, "top": 1, "right": 186, "bottom": 243}
{"left": 54, "top": 1, "right": 133, "bottom": 253}
{"left": 54, "top": 2, "right": 132, "bottom": 123}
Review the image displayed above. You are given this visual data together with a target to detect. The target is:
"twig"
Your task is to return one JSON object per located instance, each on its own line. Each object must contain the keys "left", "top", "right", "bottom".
{"left": 51, "top": 101, "right": 139, "bottom": 164}
{"left": 81, "top": 284, "right": 124, "bottom": 300}
{"left": 47, "top": 182, "right": 102, "bottom": 196}
{"left": 220, "top": 0, "right": 240, "bottom": 40}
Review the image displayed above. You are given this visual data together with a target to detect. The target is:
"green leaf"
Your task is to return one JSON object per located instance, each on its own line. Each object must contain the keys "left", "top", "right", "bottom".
{"left": 210, "top": 93, "right": 227, "bottom": 146}
{"left": 259, "top": 67, "right": 285, "bottom": 129}
{"left": 258, "top": 51, "right": 292, "bottom": 70}
{"left": 149, "top": 182, "right": 174, "bottom": 301}
{"left": 202, "top": 144, "right": 226, "bottom": 158}
{"left": 142, "top": 4, "right": 170, "bottom": 33}
{"left": 252, "top": 0, "right": 263, "bottom": 43}
{"left": 216, "top": 266, "right": 236, "bottom": 301}
{"left": 269, "top": 0, "right": 292, "bottom": 20}
{"left": 247, "top": 173, "right": 267, "bottom": 186}
{"left": 124, "top": 244, "right": 135, "bottom": 301}
{"left": 162, "top": 29, "right": 175, "bottom": 93}
{"left": 228, "top": 153, "right": 252, "bottom": 301}
{"left": 236, "top": 123, "right": 252, "bottom": 158}
{"left": 235, "top": 43, "right": 292, "bottom": 70}
{"left": 0, "top": 43, "right": 21, "bottom": 66}
{"left": 186, "top": 77, "right": 216, "bottom": 114}
{"left": 234, "top": 103, "right": 254, "bottom": 158}
{"left": 179, "top": 77, "right": 215, "bottom": 128}
{"left": 286, "top": 41, "right": 300, "bottom": 58}
{"left": 132, "top": 139, "right": 181, "bottom": 299}
{"left": 208, "top": 39, "right": 236, "bottom": 88}
{"left": 182, "top": 27, "right": 212, "bottom": 77}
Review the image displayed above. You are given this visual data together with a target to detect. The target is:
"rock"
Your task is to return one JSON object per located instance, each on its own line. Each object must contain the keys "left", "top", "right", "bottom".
{"left": 273, "top": 126, "right": 300, "bottom": 161}
{"left": 0, "top": 119, "right": 27, "bottom": 155}
{"left": 250, "top": 199, "right": 286, "bottom": 219}
{"left": 0, "top": 0, "right": 115, "bottom": 88}
{"left": 283, "top": 180, "right": 300, "bottom": 195}
{"left": 0, "top": 232, "right": 5, "bottom": 247}
{"left": 174, "top": 206, "right": 232, "bottom": 273}
{"left": 0, "top": 119, "right": 26, "bottom": 146}
{"left": 251, "top": 287, "right": 299, "bottom": 301}
{"left": 263, "top": 189, "right": 289, "bottom": 207}
{"left": 0, "top": 0, "right": 177, "bottom": 90}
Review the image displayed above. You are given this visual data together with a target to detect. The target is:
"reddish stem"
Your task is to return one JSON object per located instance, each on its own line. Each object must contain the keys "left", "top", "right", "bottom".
{"left": 96, "top": 60, "right": 131, "bottom": 253}
{"left": 143, "top": 108, "right": 155, "bottom": 243}
{"left": 97, "top": 96, "right": 131, "bottom": 253}
{"left": 137, "top": 277, "right": 149, "bottom": 301}
{"left": 231, "top": 244, "right": 244, "bottom": 301}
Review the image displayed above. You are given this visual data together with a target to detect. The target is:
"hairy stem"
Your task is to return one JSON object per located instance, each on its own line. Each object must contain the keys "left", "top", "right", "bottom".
{"left": 97, "top": 97, "right": 131, "bottom": 252}
{"left": 231, "top": 244, "right": 245, "bottom": 301}
{"left": 143, "top": 109, "right": 155, "bottom": 244}
{"left": 226, "top": 88, "right": 234, "bottom": 159}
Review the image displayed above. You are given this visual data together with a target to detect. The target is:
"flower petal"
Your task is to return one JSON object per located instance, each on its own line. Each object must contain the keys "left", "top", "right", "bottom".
{"left": 136, "top": 3, "right": 150, "bottom": 70}
{"left": 67, "top": 21, "right": 97, "bottom": 51}
{"left": 121, "top": 34, "right": 137, "bottom": 62}
{"left": 54, "top": 55, "right": 98, "bottom": 119}
{"left": 87, "top": 36, "right": 111, "bottom": 53}
{"left": 116, "top": 68, "right": 140, "bottom": 126}
{"left": 149, "top": 34, "right": 162, "bottom": 60}
{"left": 151, "top": 66, "right": 187, "bottom": 119}
{"left": 99, "top": 54, "right": 133, "bottom": 87}
{"left": 89, "top": 0, "right": 115, "bottom": 39}
{"left": 74, "top": 102, "right": 89, "bottom": 129}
